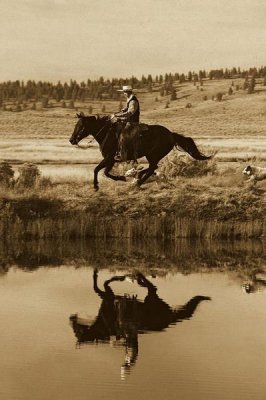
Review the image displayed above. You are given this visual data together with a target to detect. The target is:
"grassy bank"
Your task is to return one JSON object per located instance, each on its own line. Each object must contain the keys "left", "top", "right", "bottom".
{"left": 0, "top": 160, "right": 265, "bottom": 239}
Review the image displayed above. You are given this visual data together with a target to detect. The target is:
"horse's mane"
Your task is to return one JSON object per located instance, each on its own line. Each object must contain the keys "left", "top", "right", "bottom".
{"left": 83, "top": 114, "right": 110, "bottom": 123}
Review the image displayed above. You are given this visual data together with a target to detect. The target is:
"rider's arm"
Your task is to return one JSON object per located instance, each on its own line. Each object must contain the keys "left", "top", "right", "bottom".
{"left": 115, "top": 99, "right": 138, "bottom": 119}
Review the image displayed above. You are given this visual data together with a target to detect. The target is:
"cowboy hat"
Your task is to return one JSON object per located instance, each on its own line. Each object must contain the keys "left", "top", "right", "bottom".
{"left": 117, "top": 85, "right": 133, "bottom": 92}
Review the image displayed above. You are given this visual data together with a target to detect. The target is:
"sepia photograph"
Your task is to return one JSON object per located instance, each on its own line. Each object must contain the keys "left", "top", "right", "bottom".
{"left": 0, "top": 0, "right": 266, "bottom": 399}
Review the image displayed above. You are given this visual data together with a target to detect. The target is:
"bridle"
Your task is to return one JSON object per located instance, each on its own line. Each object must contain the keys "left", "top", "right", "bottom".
{"left": 76, "top": 116, "right": 111, "bottom": 147}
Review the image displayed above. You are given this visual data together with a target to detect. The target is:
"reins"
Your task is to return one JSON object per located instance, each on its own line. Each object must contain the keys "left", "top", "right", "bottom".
{"left": 76, "top": 117, "right": 111, "bottom": 149}
{"left": 93, "top": 120, "right": 111, "bottom": 140}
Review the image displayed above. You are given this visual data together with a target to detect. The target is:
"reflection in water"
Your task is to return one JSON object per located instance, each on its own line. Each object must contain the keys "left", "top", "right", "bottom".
{"left": 1, "top": 238, "right": 266, "bottom": 268}
{"left": 0, "top": 238, "right": 265, "bottom": 290}
{"left": 242, "top": 273, "right": 266, "bottom": 294}
{"left": 70, "top": 269, "right": 210, "bottom": 380}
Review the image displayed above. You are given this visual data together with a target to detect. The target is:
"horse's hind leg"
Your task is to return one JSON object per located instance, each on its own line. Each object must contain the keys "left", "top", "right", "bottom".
{"left": 104, "top": 275, "right": 126, "bottom": 295}
{"left": 137, "top": 164, "right": 158, "bottom": 186}
{"left": 137, "top": 167, "right": 149, "bottom": 179}
{"left": 136, "top": 273, "right": 157, "bottom": 295}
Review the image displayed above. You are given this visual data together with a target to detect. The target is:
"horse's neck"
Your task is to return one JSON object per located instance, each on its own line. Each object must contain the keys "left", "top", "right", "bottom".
{"left": 90, "top": 120, "right": 108, "bottom": 144}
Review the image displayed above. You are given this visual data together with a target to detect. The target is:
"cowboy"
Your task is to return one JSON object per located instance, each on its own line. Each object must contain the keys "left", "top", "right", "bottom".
{"left": 112, "top": 85, "right": 140, "bottom": 161}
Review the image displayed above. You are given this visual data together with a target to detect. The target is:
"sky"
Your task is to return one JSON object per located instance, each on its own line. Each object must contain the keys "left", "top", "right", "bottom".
{"left": 0, "top": 0, "right": 266, "bottom": 82}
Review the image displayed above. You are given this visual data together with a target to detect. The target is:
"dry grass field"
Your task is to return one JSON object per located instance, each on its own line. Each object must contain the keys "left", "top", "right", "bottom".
{"left": 0, "top": 78, "right": 265, "bottom": 222}
{"left": 1, "top": 78, "right": 265, "bottom": 170}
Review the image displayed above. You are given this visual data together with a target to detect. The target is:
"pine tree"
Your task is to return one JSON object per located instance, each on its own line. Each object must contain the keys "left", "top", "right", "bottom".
{"left": 248, "top": 76, "right": 256, "bottom": 94}
{"left": 170, "top": 89, "right": 177, "bottom": 101}
{"left": 243, "top": 78, "right": 249, "bottom": 90}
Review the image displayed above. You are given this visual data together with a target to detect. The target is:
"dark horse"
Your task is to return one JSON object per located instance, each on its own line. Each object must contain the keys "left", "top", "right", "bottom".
{"left": 70, "top": 269, "right": 210, "bottom": 378}
{"left": 69, "top": 114, "right": 211, "bottom": 190}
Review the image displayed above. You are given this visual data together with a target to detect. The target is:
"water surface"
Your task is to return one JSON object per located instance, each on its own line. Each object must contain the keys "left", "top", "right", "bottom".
{"left": 1, "top": 239, "right": 266, "bottom": 400}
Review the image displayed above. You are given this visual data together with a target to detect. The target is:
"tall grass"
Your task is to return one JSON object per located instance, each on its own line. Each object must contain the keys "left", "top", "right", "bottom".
{"left": 160, "top": 153, "right": 217, "bottom": 178}
{"left": 0, "top": 160, "right": 265, "bottom": 239}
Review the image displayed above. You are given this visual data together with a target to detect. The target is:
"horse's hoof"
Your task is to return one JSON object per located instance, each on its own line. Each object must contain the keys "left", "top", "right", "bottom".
{"left": 94, "top": 185, "right": 99, "bottom": 192}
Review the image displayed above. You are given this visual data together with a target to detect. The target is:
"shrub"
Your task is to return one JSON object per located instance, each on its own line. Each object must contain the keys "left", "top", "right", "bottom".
{"left": 228, "top": 87, "right": 233, "bottom": 95}
{"left": 38, "top": 176, "right": 53, "bottom": 189}
{"left": 185, "top": 103, "right": 192, "bottom": 108}
{"left": 160, "top": 153, "right": 217, "bottom": 179}
{"left": 170, "top": 89, "right": 177, "bottom": 101}
{"left": 0, "top": 162, "right": 14, "bottom": 187}
{"left": 247, "top": 77, "right": 255, "bottom": 94}
{"left": 68, "top": 100, "right": 75, "bottom": 109}
{"left": 243, "top": 79, "right": 249, "bottom": 90}
{"left": 203, "top": 95, "right": 208, "bottom": 101}
{"left": 41, "top": 97, "right": 49, "bottom": 108}
{"left": 216, "top": 92, "right": 223, "bottom": 101}
{"left": 16, "top": 163, "right": 40, "bottom": 188}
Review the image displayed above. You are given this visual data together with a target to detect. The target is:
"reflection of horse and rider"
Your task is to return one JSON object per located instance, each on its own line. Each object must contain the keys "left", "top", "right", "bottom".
{"left": 70, "top": 269, "right": 210, "bottom": 379}
{"left": 111, "top": 85, "right": 145, "bottom": 162}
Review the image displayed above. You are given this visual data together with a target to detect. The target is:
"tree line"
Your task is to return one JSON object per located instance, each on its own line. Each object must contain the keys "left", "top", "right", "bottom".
{"left": 1, "top": 65, "right": 266, "bottom": 104}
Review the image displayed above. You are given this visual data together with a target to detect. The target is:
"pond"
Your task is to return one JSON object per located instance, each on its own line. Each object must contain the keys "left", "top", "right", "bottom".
{"left": 1, "top": 239, "right": 266, "bottom": 400}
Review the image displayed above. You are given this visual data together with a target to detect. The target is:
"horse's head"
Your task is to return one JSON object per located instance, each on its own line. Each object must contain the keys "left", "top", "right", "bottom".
{"left": 69, "top": 113, "right": 97, "bottom": 145}
{"left": 70, "top": 314, "right": 102, "bottom": 343}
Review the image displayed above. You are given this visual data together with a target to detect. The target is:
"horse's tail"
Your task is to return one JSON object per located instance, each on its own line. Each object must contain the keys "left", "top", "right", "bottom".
{"left": 173, "top": 132, "right": 211, "bottom": 160}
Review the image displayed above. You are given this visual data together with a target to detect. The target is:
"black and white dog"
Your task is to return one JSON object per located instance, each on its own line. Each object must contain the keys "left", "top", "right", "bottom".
{"left": 242, "top": 165, "right": 266, "bottom": 182}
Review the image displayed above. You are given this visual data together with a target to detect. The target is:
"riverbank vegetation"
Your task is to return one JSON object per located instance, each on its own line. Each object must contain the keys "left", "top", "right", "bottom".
{"left": 0, "top": 159, "right": 265, "bottom": 240}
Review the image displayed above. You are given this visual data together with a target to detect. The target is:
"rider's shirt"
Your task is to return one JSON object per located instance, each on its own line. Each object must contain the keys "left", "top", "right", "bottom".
{"left": 116, "top": 94, "right": 140, "bottom": 123}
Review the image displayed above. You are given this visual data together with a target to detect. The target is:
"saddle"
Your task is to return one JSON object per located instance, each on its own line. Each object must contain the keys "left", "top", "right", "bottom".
{"left": 114, "top": 122, "right": 149, "bottom": 162}
{"left": 138, "top": 123, "right": 149, "bottom": 134}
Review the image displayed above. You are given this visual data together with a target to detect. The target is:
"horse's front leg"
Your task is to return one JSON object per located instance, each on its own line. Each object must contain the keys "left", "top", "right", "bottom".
{"left": 104, "top": 158, "right": 126, "bottom": 182}
{"left": 94, "top": 158, "right": 107, "bottom": 191}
